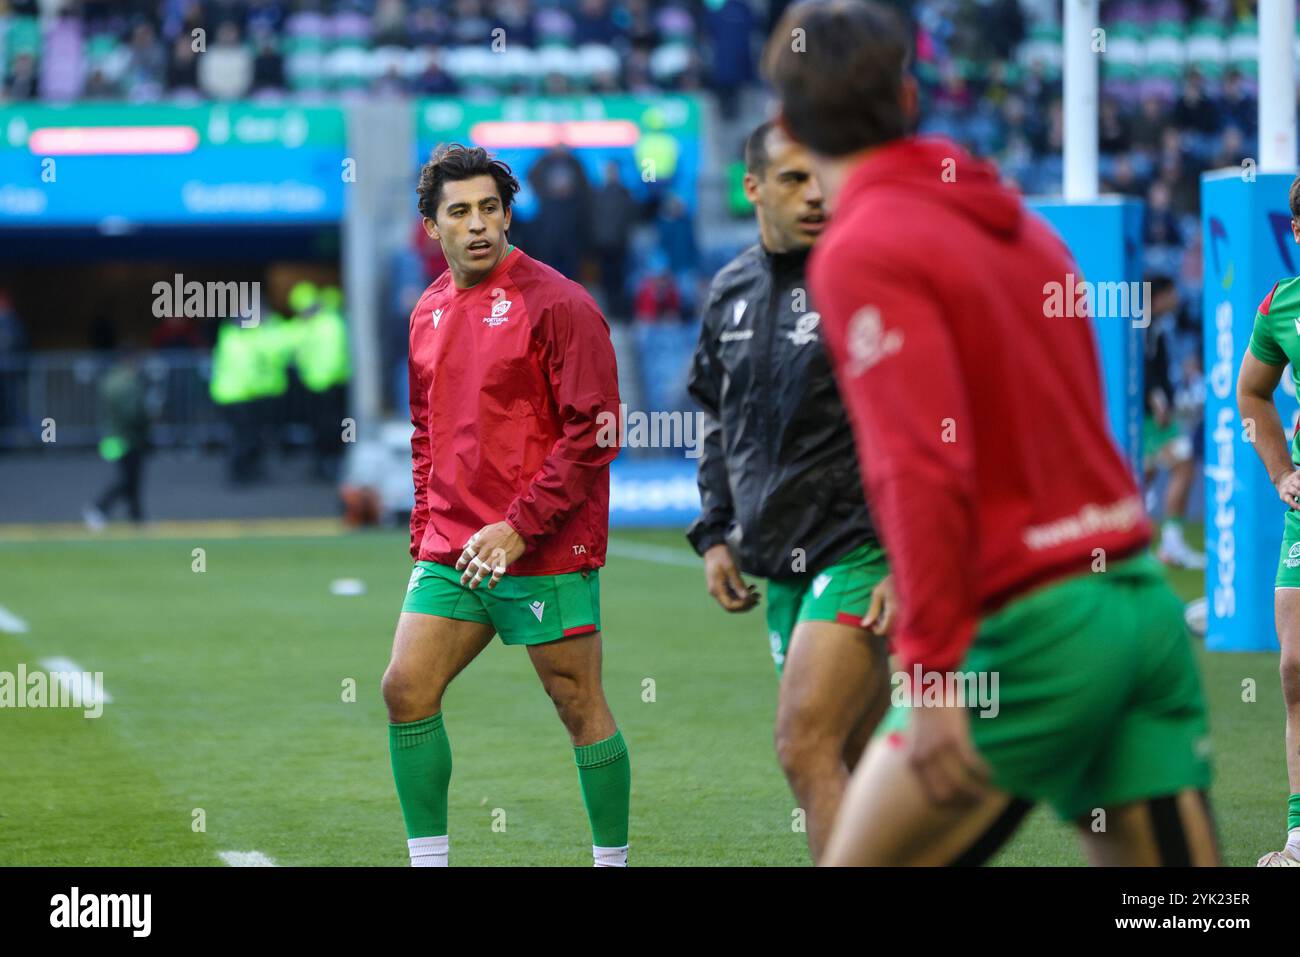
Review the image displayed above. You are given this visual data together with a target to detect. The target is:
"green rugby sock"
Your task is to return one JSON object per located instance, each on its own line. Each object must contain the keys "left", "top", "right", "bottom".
{"left": 1289, "top": 793, "right": 1300, "bottom": 832}
{"left": 575, "top": 730, "right": 631, "bottom": 848}
{"left": 389, "top": 712, "right": 452, "bottom": 839}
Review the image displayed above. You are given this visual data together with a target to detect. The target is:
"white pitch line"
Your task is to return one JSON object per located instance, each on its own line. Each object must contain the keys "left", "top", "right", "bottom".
{"left": 0, "top": 605, "right": 29, "bottom": 633}
{"left": 606, "top": 540, "right": 701, "bottom": 569}
{"left": 219, "top": 851, "right": 278, "bottom": 867}
{"left": 38, "top": 656, "right": 113, "bottom": 705}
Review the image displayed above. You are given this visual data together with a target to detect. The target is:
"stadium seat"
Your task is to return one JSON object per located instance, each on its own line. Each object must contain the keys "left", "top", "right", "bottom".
{"left": 1142, "top": 19, "right": 1186, "bottom": 81}
{"left": 1017, "top": 22, "right": 1063, "bottom": 77}
{"left": 650, "top": 44, "right": 690, "bottom": 85}
{"left": 1185, "top": 18, "right": 1227, "bottom": 78}
{"left": 1103, "top": 21, "right": 1144, "bottom": 70}
{"left": 1227, "top": 18, "right": 1259, "bottom": 77}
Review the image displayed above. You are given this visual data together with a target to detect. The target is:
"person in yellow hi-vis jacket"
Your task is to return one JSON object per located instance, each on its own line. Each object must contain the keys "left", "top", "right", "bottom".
{"left": 291, "top": 282, "right": 351, "bottom": 480}
{"left": 250, "top": 308, "right": 295, "bottom": 461}
{"left": 209, "top": 316, "right": 261, "bottom": 483}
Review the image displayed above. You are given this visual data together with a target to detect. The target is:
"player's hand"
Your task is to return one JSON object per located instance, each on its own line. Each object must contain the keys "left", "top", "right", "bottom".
{"left": 861, "top": 575, "right": 896, "bottom": 636}
{"left": 1276, "top": 468, "right": 1300, "bottom": 510}
{"left": 907, "top": 702, "right": 991, "bottom": 807}
{"left": 456, "top": 522, "right": 526, "bottom": 590}
{"left": 703, "top": 543, "right": 759, "bottom": 612}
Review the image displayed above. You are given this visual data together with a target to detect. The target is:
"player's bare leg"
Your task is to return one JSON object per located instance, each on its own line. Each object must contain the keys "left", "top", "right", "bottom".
{"left": 1076, "top": 791, "right": 1220, "bottom": 866}
{"left": 1260, "top": 588, "right": 1300, "bottom": 865}
{"left": 528, "top": 631, "right": 618, "bottom": 745}
{"left": 528, "top": 632, "right": 631, "bottom": 865}
{"left": 382, "top": 613, "right": 494, "bottom": 866}
{"left": 774, "top": 621, "right": 888, "bottom": 862}
{"left": 1155, "top": 444, "right": 1205, "bottom": 569}
{"left": 382, "top": 612, "right": 494, "bottom": 722}
{"left": 821, "top": 728, "right": 1032, "bottom": 866}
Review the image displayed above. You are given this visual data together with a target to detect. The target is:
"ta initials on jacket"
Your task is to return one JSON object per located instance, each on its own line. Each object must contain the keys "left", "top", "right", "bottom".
{"left": 572, "top": 544, "right": 587, "bottom": 555}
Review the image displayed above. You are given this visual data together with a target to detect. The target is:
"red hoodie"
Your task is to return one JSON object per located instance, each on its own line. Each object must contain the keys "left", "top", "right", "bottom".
{"left": 810, "top": 136, "right": 1150, "bottom": 673}
{"left": 408, "top": 245, "right": 620, "bottom": 575}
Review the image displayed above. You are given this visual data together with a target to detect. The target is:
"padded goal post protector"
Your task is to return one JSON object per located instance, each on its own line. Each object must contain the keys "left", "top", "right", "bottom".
{"left": 1201, "top": 169, "right": 1300, "bottom": 652}
{"left": 1028, "top": 196, "right": 1146, "bottom": 474}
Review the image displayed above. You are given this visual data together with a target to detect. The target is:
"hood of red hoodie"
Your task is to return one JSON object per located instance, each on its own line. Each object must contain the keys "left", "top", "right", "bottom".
{"left": 833, "top": 135, "right": 1023, "bottom": 240}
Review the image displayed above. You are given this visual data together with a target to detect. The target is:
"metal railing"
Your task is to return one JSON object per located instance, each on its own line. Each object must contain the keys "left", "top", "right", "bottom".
{"left": 0, "top": 351, "right": 316, "bottom": 451}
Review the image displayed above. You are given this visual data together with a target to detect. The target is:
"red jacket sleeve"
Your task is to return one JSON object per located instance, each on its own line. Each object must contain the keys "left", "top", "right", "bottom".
{"left": 813, "top": 252, "right": 979, "bottom": 674}
{"left": 505, "top": 295, "right": 621, "bottom": 545}
{"left": 408, "top": 327, "right": 432, "bottom": 561}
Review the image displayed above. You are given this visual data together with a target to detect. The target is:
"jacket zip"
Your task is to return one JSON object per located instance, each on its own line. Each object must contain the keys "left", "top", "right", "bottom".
{"left": 761, "top": 265, "right": 780, "bottom": 462}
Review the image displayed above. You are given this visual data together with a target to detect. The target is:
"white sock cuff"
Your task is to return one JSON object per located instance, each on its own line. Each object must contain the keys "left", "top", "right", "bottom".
{"left": 408, "top": 835, "right": 449, "bottom": 867}
{"left": 593, "top": 844, "right": 628, "bottom": 867}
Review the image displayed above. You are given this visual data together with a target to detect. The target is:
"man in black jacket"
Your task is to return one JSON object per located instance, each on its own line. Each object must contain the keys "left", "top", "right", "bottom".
{"left": 686, "top": 120, "right": 892, "bottom": 863}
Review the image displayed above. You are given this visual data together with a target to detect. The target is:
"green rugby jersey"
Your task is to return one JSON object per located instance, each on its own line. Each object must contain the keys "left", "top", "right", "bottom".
{"left": 1248, "top": 275, "right": 1300, "bottom": 463}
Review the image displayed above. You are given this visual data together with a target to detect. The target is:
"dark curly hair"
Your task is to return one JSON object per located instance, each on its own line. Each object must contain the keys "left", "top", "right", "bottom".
{"left": 416, "top": 143, "right": 520, "bottom": 221}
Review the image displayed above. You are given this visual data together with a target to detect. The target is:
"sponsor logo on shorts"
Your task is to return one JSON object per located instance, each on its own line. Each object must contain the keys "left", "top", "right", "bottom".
{"left": 1285, "top": 542, "right": 1300, "bottom": 569}
{"left": 812, "top": 573, "right": 832, "bottom": 599}
{"left": 768, "top": 630, "right": 784, "bottom": 668}
{"left": 407, "top": 566, "right": 424, "bottom": 592}
{"left": 529, "top": 600, "right": 545, "bottom": 622}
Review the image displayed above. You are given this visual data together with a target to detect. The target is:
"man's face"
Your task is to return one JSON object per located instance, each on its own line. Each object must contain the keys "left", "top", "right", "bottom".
{"left": 424, "top": 174, "right": 512, "bottom": 280}
{"left": 744, "top": 129, "right": 826, "bottom": 252}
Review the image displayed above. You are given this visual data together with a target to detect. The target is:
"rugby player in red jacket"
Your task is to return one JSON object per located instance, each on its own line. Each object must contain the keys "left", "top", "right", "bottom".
{"left": 381, "top": 145, "right": 630, "bottom": 867}
{"left": 764, "top": 0, "right": 1218, "bottom": 865}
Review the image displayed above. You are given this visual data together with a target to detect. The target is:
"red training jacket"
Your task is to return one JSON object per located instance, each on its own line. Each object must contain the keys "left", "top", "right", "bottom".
{"left": 408, "top": 245, "right": 620, "bottom": 575}
{"left": 810, "top": 136, "right": 1151, "bottom": 673}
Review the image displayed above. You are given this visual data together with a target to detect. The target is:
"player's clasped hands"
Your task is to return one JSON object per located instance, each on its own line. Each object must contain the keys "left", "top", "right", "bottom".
{"left": 457, "top": 521, "right": 527, "bottom": 590}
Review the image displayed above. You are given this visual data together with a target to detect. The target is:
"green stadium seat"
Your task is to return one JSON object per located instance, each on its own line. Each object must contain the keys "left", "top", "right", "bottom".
{"left": 6, "top": 15, "right": 40, "bottom": 57}
{"left": 1142, "top": 19, "right": 1186, "bottom": 77}
{"left": 1186, "top": 18, "right": 1227, "bottom": 77}
{"left": 1227, "top": 17, "right": 1258, "bottom": 73}
{"left": 1104, "top": 21, "right": 1144, "bottom": 68}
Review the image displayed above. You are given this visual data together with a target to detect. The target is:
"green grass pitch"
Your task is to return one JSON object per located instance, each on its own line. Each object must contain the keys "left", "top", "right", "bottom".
{"left": 0, "top": 526, "right": 1285, "bottom": 866}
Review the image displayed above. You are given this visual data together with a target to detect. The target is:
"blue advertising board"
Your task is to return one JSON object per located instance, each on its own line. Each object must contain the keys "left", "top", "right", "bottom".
{"left": 1029, "top": 196, "right": 1146, "bottom": 472}
{"left": 1201, "top": 169, "right": 1299, "bottom": 652}
{"left": 610, "top": 457, "right": 699, "bottom": 528}
{"left": 0, "top": 104, "right": 347, "bottom": 226}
